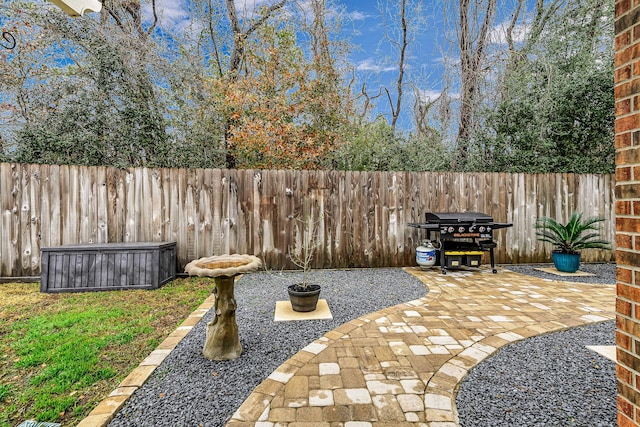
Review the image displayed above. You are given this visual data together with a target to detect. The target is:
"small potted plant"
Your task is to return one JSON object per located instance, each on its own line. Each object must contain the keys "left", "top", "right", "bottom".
{"left": 534, "top": 212, "right": 610, "bottom": 273}
{"left": 287, "top": 201, "right": 323, "bottom": 312}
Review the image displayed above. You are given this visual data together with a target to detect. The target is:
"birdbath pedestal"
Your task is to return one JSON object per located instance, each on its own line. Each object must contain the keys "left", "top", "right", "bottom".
{"left": 184, "top": 254, "right": 262, "bottom": 361}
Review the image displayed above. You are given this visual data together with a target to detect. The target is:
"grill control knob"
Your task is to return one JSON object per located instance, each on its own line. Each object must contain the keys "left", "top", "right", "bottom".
{"left": 448, "top": 227, "right": 454, "bottom": 233}
{"left": 479, "top": 226, "right": 486, "bottom": 232}
{"left": 458, "top": 226, "right": 465, "bottom": 233}
{"left": 487, "top": 226, "right": 492, "bottom": 232}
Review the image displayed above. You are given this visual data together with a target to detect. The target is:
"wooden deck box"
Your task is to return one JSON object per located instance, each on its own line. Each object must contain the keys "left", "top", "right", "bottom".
{"left": 40, "top": 242, "right": 177, "bottom": 293}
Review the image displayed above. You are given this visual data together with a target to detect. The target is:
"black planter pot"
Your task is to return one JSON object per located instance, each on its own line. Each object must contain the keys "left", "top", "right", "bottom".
{"left": 287, "top": 284, "right": 321, "bottom": 312}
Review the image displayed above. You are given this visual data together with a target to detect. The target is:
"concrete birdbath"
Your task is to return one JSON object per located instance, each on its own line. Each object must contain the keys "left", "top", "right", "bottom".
{"left": 184, "top": 254, "right": 262, "bottom": 361}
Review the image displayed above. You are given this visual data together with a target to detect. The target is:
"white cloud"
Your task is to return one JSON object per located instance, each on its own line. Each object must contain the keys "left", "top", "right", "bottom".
{"left": 489, "top": 19, "right": 530, "bottom": 45}
{"left": 235, "top": 0, "right": 271, "bottom": 14}
{"left": 418, "top": 89, "right": 444, "bottom": 103}
{"left": 235, "top": 0, "right": 288, "bottom": 20}
{"left": 348, "top": 10, "right": 369, "bottom": 21}
{"left": 356, "top": 58, "right": 396, "bottom": 73}
{"left": 416, "top": 88, "right": 460, "bottom": 103}
{"left": 144, "top": 0, "right": 192, "bottom": 34}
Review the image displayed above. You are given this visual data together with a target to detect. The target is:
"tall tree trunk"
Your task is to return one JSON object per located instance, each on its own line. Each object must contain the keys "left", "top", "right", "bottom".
{"left": 391, "top": 0, "right": 408, "bottom": 131}
{"left": 455, "top": 0, "right": 496, "bottom": 169}
{"left": 380, "top": 0, "right": 410, "bottom": 133}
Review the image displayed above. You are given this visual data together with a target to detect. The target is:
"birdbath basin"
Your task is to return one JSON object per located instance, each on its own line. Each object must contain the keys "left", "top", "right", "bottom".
{"left": 185, "top": 254, "right": 262, "bottom": 361}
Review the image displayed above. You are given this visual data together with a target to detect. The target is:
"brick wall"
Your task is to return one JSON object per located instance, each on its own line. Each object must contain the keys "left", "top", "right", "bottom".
{"left": 616, "top": 1, "right": 640, "bottom": 426}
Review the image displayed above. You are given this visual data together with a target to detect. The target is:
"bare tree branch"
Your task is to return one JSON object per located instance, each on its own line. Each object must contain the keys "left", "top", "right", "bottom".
{"left": 101, "top": 1, "right": 124, "bottom": 29}
{"left": 146, "top": 0, "right": 158, "bottom": 35}
{"left": 391, "top": 0, "right": 408, "bottom": 131}
{"left": 506, "top": 0, "right": 523, "bottom": 53}
{"left": 226, "top": 0, "right": 286, "bottom": 77}
{"left": 245, "top": 0, "right": 287, "bottom": 38}
{"left": 208, "top": 0, "right": 223, "bottom": 76}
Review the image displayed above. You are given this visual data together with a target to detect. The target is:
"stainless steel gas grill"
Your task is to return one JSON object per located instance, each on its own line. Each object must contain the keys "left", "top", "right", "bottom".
{"left": 409, "top": 212, "right": 513, "bottom": 274}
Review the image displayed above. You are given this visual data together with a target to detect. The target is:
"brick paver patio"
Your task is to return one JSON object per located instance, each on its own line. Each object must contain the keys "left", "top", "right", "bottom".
{"left": 226, "top": 267, "right": 615, "bottom": 427}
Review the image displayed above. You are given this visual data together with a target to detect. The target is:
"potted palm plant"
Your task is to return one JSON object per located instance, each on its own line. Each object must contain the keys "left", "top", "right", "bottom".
{"left": 287, "top": 201, "right": 323, "bottom": 312}
{"left": 534, "top": 212, "right": 610, "bottom": 273}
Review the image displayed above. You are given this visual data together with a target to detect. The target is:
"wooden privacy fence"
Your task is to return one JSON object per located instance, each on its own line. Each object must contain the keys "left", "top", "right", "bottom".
{"left": 0, "top": 163, "right": 615, "bottom": 277}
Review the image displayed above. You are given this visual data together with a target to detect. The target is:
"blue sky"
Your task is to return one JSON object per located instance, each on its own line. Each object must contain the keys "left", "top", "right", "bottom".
{"left": 132, "top": 0, "right": 540, "bottom": 132}
{"left": 342, "top": 0, "right": 448, "bottom": 128}
{"left": 344, "top": 1, "right": 447, "bottom": 93}
{"left": 12, "top": 0, "right": 535, "bottom": 132}
{"left": 137, "top": 0, "right": 457, "bottom": 129}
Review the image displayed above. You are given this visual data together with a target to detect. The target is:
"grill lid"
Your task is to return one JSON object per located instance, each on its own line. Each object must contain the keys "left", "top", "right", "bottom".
{"left": 425, "top": 212, "right": 494, "bottom": 223}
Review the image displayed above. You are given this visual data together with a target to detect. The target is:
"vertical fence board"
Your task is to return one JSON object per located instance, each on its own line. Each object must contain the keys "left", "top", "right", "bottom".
{"left": 96, "top": 167, "right": 108, "bottom": 243}
{"left": 11, "top": 165, "right": 31, "bottom": 276}
{"left": 29, "top": 165, "right": 41, "bottom": 273}
{"left": 60, "top": 165, "right": 74, "bottom": 245}
{"left": 326, "top": 170, "right": 338, "bottom": 268}
{"left": 167, "top": 169, "right": 181, "bottom": 258}
{"left": 311, "top": 169, "right": 327, "bottom": 269}
{"left": 234, "top": 168, "right": 247, "bottom": 256}
{"left": 140, "top": 168, "right": 152, "bottom": 241}
{"left": 1, "top": 165, "right": 18, "bottom": 275}
{"left": 78, "top": 166, "right": 93, "bottom": 243}
{"left": 406, "top": 172, "right": 420, "bottom": 257}
{"left": 335, "top": 171, "right": 347, "bottom": 268}
{"left": 150, "top": 168, "right": 164, "bottom": 242}
{"left": 387, "top": 172, "right": 398, "bottom": 266}
{"left": 19, "top": 165, "right": 30, "bottom": 274}
{"left": 251, "top": 169, "right": 261, "bottom": 257}
{"left": 211, "top": 169, "right": 223, "bottom": 255}
{"left": 49, "top": 165, "right": 62, "bottom": 247}
{"left": 191, "top": 168, "right": 203, "bottom": 258}
{"left": 259, "top": 169, "right": 276, "bottom": 267}
{"left": 199, "top": 168, "right": 213, "bottom": 256}
{"left": 363, "top": 171, "right": 375, "bottom": 267}
{"left": 161, "top": 169, "right": 172, "bottom": 245}
{"left": 225, "top": 169, "right": 238, "bottom": 255}
{"left": 123, "top": 170, "right": 136, "bottom": 242}
{"left": 184, "top": 168, "right": 197, "bottom": 261}
{"left": 39, "top": 165, "right": 51, "bottom": 250}
{"left": 372, "top": 171, "right": 383, "bottom": 267}
{"left": 106, "top": 167, "right": 119, "bottom": 243}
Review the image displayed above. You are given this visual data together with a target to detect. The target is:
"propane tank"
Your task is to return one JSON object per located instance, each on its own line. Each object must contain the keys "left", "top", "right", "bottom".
{"left": 416, "top": 240, "right": 436, "bottom": 269}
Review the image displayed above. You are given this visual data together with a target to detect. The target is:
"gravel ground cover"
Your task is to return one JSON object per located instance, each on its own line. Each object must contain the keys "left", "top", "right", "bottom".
{"left": 457, "top": 263, "right": 616, "bottom": 427}
{"left": 108, "top": 268, "right": 428, "bottom": 427}
{"left": 457, "top": 321, "right": 616, "bottom": 427}
{"left": 502, "top": 262, "right": 617, "bottom": 285}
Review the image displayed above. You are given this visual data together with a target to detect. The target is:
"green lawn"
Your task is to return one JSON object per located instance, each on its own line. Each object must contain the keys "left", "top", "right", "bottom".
{"left": 0, "top": 278, "right": 213, "bottom": 427}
